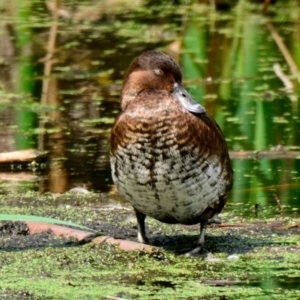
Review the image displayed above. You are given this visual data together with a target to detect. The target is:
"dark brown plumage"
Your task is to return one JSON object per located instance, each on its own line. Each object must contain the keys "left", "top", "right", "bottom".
{"left": 110, "top": 50, "right": 233, "bottom": 254}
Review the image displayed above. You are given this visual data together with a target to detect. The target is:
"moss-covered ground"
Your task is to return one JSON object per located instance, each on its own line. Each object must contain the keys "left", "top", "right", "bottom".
{"left": 0, "top": 191, "right": 300, "bottom": 299}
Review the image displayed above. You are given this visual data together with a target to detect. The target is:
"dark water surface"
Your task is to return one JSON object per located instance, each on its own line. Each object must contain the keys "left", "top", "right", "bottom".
{"left": 1, "top": 2, "right": 300, "bottom": 212}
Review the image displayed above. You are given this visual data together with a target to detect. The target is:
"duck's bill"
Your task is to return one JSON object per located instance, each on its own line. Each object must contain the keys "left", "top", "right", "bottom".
{"left": 172, "top": 83, "right": 206, "bottom": 114}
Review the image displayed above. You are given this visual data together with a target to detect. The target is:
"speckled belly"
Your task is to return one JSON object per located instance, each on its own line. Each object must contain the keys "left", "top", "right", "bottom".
{"left": 110, "top": 135, "right": 227, "bottom": 225}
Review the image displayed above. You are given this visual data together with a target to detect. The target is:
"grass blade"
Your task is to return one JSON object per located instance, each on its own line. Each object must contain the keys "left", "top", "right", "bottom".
{"left": 0, "top": 214, "right": 95, "bottom": 232}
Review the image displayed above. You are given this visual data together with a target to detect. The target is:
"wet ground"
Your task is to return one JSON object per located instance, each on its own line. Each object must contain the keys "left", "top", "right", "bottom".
{"left": 1, "top": 192, "right": 300, "bottom": 299}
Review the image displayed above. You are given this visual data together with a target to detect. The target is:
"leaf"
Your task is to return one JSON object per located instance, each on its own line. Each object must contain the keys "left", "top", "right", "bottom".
{"left": 0, "top": 214, "right": 95, "bottom": 232}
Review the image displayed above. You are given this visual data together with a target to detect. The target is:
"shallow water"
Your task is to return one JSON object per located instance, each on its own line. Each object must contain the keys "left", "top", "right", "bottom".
{"left": 0, "top": 1, "right": 300, "bottom": 215}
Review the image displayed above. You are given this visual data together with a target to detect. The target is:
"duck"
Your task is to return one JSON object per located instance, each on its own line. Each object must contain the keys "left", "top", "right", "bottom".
{"left": 110, "top": 50, "right": 233, "bottom": 254}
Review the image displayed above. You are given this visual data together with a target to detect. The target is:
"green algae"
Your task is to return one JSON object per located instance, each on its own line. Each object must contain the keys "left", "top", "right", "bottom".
{"left": 0, "top": 192, "right": 300, "bottom": 299}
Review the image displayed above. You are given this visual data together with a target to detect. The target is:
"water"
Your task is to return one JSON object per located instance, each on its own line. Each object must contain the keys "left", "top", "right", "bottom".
{"left": 1, "top": 1, "right": 300, "bottom": 212}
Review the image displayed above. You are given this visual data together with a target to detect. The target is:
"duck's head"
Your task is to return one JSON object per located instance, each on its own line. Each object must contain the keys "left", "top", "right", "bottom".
{"left": 121, "top": 50, "right": 206, "bottom": 114}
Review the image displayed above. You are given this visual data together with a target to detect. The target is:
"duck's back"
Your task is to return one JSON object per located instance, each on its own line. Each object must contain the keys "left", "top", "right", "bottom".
{"left": 110, "top": 90, "right": 233, "bottom": 225}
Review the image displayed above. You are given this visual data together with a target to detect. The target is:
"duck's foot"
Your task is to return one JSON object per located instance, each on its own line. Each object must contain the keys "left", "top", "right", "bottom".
{"left": 208, "top": 215, "right": 222, "bottom": 225}
{"left": 183, "top": 245, "right": 204, "bottom": 257}
{"left": 183, "top": 220, "right": 208, "bottom": 257}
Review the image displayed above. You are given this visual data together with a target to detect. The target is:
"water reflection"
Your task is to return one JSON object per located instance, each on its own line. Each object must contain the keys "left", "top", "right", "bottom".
{"left": 230, "top": 157, "right": 300, "bottom": 216}
{"left": 246, "top": 276, "right": 300, "bottom": 291}
{"left": 0, "top": 1, "right": 300, "bottom": 212}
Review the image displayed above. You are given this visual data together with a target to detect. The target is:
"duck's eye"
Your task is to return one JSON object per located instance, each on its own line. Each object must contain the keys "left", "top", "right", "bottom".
{"left": 154, "top": 68, "right": 163, "bottom": 76}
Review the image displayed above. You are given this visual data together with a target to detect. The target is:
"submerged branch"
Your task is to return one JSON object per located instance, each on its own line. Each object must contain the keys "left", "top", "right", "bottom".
{"left": 266, "top": 20, "right": 300, "bottom": 84}
{"left": 0, "top": 149, "right": 47, "bottom": 163}
{"left": 273, "top": 63, "right": 297, "bottom": 102}
{"left": 39, "top": 0, "right": 60, "bottom": 151}
{"left": 0, "top": 149, "right": 299, "bottom": 165}
{"left": 41, "top": 0, "right": 60, "bottom": 105}
{"left": 229, "top": 150, "right": 300, "bottom": 159}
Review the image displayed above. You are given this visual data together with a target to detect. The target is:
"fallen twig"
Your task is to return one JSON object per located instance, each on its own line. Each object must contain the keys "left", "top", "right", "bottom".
{"left": 203, "top": 279, "right": 245, "bottom": 286}
{"left": 25, "top": 221, "right": 157, "bottom": 253}
{"left": 278, "top": 223, "right": 300, "bottom": 230}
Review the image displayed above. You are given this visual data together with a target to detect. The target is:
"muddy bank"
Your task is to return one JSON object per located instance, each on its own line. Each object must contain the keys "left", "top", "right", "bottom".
{"left": 1, "top": 192, "right": 300, "bottom": 299}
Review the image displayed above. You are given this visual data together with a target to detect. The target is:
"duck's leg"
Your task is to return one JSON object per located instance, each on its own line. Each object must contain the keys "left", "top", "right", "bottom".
{"left": 134, "top": 208, "right": 149, "bottom": 244}
{"left": 184, "top": 220, "right": 208, "bottom": 256}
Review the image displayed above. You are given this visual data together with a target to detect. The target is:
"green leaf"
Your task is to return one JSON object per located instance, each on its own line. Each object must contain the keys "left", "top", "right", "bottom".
{"left": 0, "top": 214, "right": 96, "bottom": 232}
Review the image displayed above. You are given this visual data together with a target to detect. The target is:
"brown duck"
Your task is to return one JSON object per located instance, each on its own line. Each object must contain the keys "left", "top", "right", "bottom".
{"left": 110, "top": 50, "right": 233, "bottom": 254}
